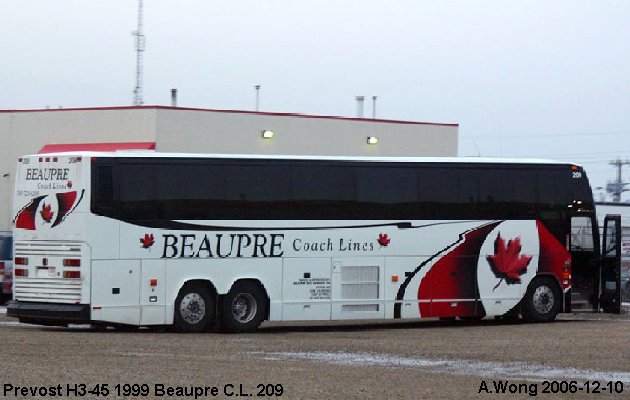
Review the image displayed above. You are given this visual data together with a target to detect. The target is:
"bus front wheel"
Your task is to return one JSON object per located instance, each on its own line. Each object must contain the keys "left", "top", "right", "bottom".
{"left": 174, "top": 283, "right": 216, "bottom": 333}
{"left": 221, "top": 282, "right": 266, "bottom": 333}
{"left": 522, "top": 277, "right": 561, "bottom": 323}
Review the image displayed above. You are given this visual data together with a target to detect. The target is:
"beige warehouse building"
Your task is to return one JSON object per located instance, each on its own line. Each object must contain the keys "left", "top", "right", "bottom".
{"left": 0, "top": 105, "right": 459, "bottom": 232}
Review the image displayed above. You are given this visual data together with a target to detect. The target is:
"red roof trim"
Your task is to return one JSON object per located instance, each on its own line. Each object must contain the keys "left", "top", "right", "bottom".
{"left": 38, "top": 142, "right": 156, "bottom": 154}
{"left": 0, "top": 105, "right": 458, "bottom": 127}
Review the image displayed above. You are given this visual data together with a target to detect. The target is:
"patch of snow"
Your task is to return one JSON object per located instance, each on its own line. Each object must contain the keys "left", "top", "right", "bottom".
{"left": 253, "top": 351, "right": 630, "bottom": 384}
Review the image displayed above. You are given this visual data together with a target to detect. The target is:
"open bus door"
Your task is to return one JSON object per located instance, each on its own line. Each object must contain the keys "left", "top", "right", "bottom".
{"left": 569, "top": 213, "right": 621, "bottom": 313}
{"left": 600, "top": 214, "right": 621, "bottom": 313}
{"left": 569, "top": 214, "right": 599, "bottom": 312}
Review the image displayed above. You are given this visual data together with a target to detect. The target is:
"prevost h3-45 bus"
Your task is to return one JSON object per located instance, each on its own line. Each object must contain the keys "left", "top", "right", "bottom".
{"left": 7, "top": 152, "right": 622, "bottom": 332}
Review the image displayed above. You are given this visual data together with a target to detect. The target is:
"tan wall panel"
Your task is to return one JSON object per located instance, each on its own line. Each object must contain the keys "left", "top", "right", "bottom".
{"left": 155, "top": 109, "right": 457, "bottom": 157}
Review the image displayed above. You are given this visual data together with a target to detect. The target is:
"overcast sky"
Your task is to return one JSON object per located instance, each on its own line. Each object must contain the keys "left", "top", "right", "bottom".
{"left": 2, "top": 1, "right": 630, "bottom": 201}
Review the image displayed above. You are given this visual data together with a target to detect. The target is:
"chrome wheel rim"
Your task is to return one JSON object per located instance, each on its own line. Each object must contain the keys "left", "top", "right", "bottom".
{"left": 179, "top": 293, "right": 206, "bottom": 324}
{"left": 232, "top": 293, "right": 257, "bottom": 323}
{"left": 532, "top": 285, "right": 554, "bottom": 315}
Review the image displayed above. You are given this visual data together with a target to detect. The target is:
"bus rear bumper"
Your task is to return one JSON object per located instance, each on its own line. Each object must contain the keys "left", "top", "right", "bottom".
{"left": 7, "top": 301, "right": 90, "bottom": 326}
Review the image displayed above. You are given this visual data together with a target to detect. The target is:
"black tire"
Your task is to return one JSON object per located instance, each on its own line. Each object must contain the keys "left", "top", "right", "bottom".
{"left": 174, "top": 283, "right": 216, "bottom": 333}
{"left": 522, "top": 277, "right": 561, "bottom": 323}
{"left": 221, "top": 281, "right": 267, "bottom": 333}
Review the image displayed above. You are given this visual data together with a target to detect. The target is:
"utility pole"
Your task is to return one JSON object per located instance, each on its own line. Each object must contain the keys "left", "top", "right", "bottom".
{"left": 606, "top": 158, "right": 630, "bottom": 202}
{"left": 132, "top": 0, "right": 145, "bottom": 106}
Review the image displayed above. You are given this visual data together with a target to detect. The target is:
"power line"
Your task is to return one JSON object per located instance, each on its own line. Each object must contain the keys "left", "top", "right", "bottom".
{"left": 527, "top": 152, "right": 630, "bottom": 159}
{"left": 467, "top": 150, "right": 630, "bottom": 159}
{"left": 461, "top": 129, "right": 630, "bottom": 140}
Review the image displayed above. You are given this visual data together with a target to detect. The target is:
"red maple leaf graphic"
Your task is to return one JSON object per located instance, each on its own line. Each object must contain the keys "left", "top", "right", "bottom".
{"left": 377, "top": 233, "right": 391, "bottom": 247}
{"left": 40, "top": 202, "right": 54, "bottom": 223}
{"left": 140, "top": 233, "right": 155, "bottom": 249}
{"left": 486, "top": 233, "right": 532, "bottom": 291}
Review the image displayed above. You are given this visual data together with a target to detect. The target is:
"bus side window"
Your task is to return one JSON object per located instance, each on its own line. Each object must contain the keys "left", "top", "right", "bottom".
{"left": 93, "top": 165, "right": 114, "bottom": 213}
{"left": 570, "top": 216, "right": 594, "bottom": 251}
{"left": 355, "top": 166, "right": 417, "bottom": 219}
{"left": 118, "top": 163, "right": 157, "bottom": 220}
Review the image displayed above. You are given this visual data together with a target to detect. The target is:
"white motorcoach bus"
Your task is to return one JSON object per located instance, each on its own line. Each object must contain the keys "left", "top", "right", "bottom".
{"left": 7, "top": 152, "right": 622, "bottom": 332}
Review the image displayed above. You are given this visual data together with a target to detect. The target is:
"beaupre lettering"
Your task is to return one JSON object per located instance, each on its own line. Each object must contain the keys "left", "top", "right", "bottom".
{"left": 162, "top": 233, "right": 284, "bottom": 259}
{"left": 25, "top": 168, "right": 70, "bottom": 181}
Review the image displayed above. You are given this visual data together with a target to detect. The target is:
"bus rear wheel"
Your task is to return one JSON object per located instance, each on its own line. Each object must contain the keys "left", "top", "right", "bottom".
{"left": 522, "top": 277, "right": 561, "bottom": 323}
{"left": 174, "top": 283, "right": 216, "bottom": 333}
{"left": 221, "top": 282, "right": 266, "bottom": 333}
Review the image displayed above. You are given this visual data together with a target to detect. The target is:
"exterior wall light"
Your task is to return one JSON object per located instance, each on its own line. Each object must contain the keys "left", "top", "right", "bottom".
{"left": 261, "top": 130, "right": 275, "bottom": 139}
{"left": 367, "top": 136, "right": 378, "bottom": 145}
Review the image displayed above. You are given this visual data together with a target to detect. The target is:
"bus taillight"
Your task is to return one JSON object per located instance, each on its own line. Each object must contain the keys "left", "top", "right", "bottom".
{"left": 0, "top": 261, "right": 4, "bottom": 275}
{"left": 15, "top": 257, "right": 28, "bottom": 266}
{"left": 14, "top": 269, "right": 28, "bottom": 277}
{"left": 63, "top": 259, "right": 81, "bottom": 267}
{"left": 562, "top": 260, "right": 571, "bottom": 287}
{"left": 63, "top": 271, "right": 81, "bottom": 279}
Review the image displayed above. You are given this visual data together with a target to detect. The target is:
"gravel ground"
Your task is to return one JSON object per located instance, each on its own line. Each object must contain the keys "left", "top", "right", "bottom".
{"left": 0, "top": 310, "right": 629, "bottom": 399}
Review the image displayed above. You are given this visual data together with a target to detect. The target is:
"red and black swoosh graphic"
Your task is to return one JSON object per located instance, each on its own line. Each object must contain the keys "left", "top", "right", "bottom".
{"left": 14, "top": 190, "right": 84, "bottom": 230}
{"left": 536, "top": 220, "right": 570, "bottom": 278}
{"left": 417, "top": 221, "right": 500, "bottom": 318}
{"left": 394, "top": 221, "right": 501, "bottom": 318}
{"left": 52, "top": 190, "right": 82, "bottom": 227}
{"left": 117, "top": 219, "right": 417, "bottom": 232}
{"left": 14, "top": 195, "right": 47, "bottom": 230}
